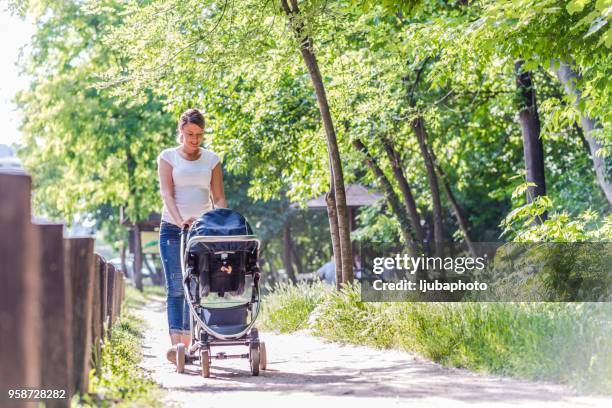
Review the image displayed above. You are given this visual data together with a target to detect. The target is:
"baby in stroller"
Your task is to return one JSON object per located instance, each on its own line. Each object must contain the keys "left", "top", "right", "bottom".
{"left": 172, "top": 208, "right": 267, "bottom": 377}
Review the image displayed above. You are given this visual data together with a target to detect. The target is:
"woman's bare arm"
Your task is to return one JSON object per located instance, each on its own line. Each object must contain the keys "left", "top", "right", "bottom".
{"left": 210, "top": 163, "right": 227, "bottom": 208}
{"left": 158, "top": 158, "right": 185, "bottom": 226}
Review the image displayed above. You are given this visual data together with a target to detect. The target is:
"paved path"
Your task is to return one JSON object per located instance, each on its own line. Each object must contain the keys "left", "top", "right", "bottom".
{"left": 135, "top": 294, "right": 612, "bottom": 408}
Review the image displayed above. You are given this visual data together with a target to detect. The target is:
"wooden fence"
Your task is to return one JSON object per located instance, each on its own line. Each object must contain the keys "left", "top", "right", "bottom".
{"left": 0, "top": 171, "right": 126, "bottom": 407}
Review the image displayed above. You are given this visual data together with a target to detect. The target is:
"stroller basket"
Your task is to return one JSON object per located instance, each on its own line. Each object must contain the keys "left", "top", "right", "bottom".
{"left": 200, "top": 305, "right": 248, "bottom": 336}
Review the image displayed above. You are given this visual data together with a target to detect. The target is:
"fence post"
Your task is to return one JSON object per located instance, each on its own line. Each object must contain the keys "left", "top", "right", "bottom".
{"left": 0, "top": 171, "right": 42, "bottom": 405}
{"left": 36, "top": 222, "right": 72, "bottom": 406}
{"left": 99, "top": 260, "right": 108, "bottom": 341}
{"left": 106, "top": 263, "right": 116, "bottom": 335}
{"left": 64, "top": 237, "right": 95, "bottom": 396}
{"left": 114, "top": 271, "right": 121, "bottom": 320}
{"left": 117, "top": 273, "right": 124, "bottom": 318}
{"left": 121, "top": 274, "right": 125, "bottom": 311}
{"left": 91, "top": 255, "right": 103, "bottom": 376}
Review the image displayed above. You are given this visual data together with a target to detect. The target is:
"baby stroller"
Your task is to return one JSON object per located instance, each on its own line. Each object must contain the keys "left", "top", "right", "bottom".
{"left": 175, "top": 208, "right": 266, "bottom": 377}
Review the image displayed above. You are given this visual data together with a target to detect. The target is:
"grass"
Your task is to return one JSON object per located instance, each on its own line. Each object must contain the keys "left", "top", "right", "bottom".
{"left": 259, "top": 281, "right": 612, "bottom": 393}
{"left": 78, "top": 286, "right": 165, "bottom": 407}
{"left": 259, "top": 281, "right": 328, "bottom": 333}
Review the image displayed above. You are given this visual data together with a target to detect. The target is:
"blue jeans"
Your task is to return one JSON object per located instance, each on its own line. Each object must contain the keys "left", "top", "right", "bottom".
{"left": 159, "top": 221, "right": 190, "bottom": 335}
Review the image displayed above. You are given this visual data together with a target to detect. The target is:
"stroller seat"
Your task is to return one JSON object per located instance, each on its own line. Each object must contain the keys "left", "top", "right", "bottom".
{"left": 188, "top": 241, "right": 258, "bottom": 299}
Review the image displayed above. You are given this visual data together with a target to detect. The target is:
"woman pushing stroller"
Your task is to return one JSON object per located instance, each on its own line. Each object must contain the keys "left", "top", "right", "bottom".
{"left": 157, "top": 108, "right": 226, "bottom": 364}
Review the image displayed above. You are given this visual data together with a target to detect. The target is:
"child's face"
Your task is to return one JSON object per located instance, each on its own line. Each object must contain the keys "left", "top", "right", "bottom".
{"left": 220, "top": 264, "right": 233, "bottom": 275}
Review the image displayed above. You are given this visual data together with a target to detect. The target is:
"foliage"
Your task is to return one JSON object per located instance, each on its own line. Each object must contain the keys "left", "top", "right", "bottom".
{"left": 501, "top": 181, "right": 612, "bottom": 241}
{"left": 493, "top": 182, "right": 612, "bottom": 302}
{"left": 205, "top": 71, "right": 326, "bottom": 203}
{"left": 224, "top": 171, "right": 333, "bottom": 281}
{"left": 469, "top": 0, "right": 612, "bottom": 130}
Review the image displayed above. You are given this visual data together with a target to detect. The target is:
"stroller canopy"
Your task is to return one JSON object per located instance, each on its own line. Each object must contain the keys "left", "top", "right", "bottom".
{"left": 188, "top": 208, "right": 254, "bottom": 239}
{"left": 186, "top": 208, "right": 258, "bottom": 254}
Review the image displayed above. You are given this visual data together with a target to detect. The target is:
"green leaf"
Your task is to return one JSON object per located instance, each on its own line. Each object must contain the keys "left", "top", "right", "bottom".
{"left": 567, "top": 0, "right": 589, "bottom": 15}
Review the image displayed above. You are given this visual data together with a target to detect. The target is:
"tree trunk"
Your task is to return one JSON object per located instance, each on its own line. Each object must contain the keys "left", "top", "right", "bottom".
{"left": 381, "top": 135, "right": 425, "bottom": 243}
{"left": 514, "top": 60, "right": 547, "bottom": 221}
{"left": 282, "top": 222, "right": 297, "bottom": 283}
{"left": 132, "top": 223, "right": 143, "bottom": 290}
{"left": 290, "top": 238, "right": 304, "bottom": 276}
{"left": 299, "top": 35, "right": 354, "bottom": 285}
{"left": 281, "top": 0, "right": 353, "bottom": 284}
{"left": 325, "top": 190, "right": 343, "bottom": 290}
{"left": 120, "top": 240, "right": 129, "bottom": 279}
{"left": 412, "top": 117, "right": 444, "bottom": 251}
{"left": 428, "top": 146, "right": 477, "bottom": 257}
{"left": 554, "top": 61, "right": 612, "bottom": 206}
{"left": 126, "top": 148, "right": 143, "bottom": 289}
{"left": 353, "top": 138, "right": 417, "bottom": 254}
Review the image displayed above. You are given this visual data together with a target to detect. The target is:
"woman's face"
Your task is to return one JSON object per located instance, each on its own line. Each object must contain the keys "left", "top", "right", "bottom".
{"left": 180, "top": 122, "right": 204, "bottom": 152}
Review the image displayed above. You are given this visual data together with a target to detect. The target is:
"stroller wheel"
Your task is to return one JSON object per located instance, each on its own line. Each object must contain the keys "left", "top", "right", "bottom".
{"left": 201, "top": 349, "right": 210, "bottom": 378}
{"left": 175, "top": 343, "right": 185, "bottom": 374}
{"left": 249, "top": 344, "right": 260, "bottom": 376}
{"left": 259, "top": 342, "right": 267, "bottom": 370}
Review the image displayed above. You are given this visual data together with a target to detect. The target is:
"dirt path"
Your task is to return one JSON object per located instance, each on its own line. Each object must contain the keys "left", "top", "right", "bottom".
{"left": 134, "top": 293, "right": 612, "bottom": 408}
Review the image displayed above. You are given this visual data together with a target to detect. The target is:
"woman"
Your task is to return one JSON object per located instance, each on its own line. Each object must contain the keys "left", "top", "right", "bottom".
{"left": 157, "top": 108, "right": 227, "bottom": 363}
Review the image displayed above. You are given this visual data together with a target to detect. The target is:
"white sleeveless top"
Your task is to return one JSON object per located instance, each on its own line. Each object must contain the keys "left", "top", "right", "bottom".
{"left": 157, "top": 146, "right": 221, "bottom": 224}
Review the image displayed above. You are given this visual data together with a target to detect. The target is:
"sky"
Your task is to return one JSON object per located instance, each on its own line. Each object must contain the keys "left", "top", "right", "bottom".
{"left": 0, "top": 6, "right": 34, "bottom": 147}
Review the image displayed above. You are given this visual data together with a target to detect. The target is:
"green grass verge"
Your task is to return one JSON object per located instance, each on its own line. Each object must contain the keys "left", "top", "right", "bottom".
{"left": 78, "top": 286, "right": 165, "bottom": 407}
{"left": 259, "top": 281, "right": 328, "bottom": 333}
{"left": 259, "top": 281, "right": 612, "bottom": 393}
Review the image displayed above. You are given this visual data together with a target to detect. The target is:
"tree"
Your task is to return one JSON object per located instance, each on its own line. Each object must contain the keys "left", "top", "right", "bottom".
{"left": 280, "top": 0, "right": 354, "bottom": 283}
{"left": 514, "top": 60, "right": 547, "bottom": 219}
{"left": 352, "top": 137, "right": 418, "bottom": 251}
{"left": 381, "top": 135, "right": 425, "bottom": 242}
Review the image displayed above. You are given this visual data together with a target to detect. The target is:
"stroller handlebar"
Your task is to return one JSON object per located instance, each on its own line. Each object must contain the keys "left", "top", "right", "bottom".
{"left": 186, "top": 235, "right": 260, "bottom": 243}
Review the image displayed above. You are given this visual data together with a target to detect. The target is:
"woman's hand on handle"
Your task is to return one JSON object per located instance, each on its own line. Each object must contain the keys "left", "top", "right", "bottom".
{"left": 181, "top": 217, "right": 197, "bottom": 229}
